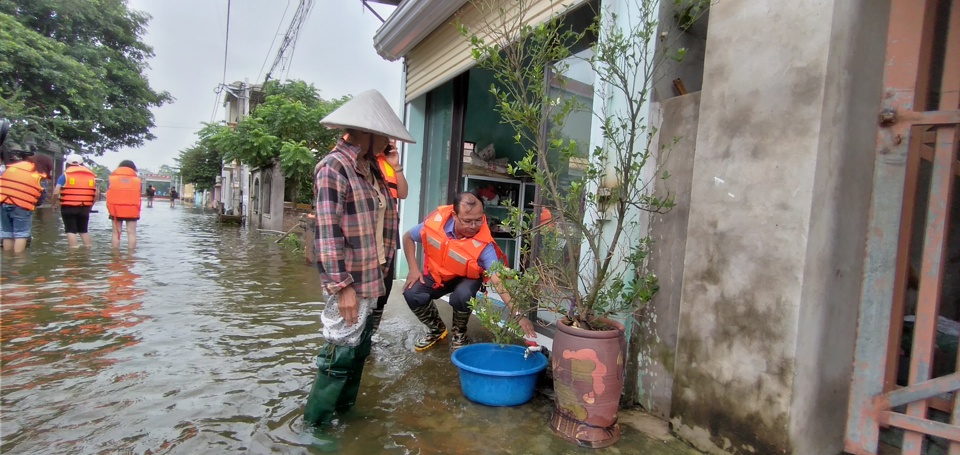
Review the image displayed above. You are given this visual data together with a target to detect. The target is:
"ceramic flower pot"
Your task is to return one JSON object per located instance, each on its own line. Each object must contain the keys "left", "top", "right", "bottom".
{"left": 549, "top": 318, "right": 625, "bottom": 448}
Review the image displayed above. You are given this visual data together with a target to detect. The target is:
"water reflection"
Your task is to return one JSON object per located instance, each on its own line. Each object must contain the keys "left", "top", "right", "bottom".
{"left": 1, "top": 204, "right": 678, "bottom": 455}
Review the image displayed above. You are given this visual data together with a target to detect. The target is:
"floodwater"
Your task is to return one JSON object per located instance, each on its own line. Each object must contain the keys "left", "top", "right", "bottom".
{"left": 1, "top": 200, "right": 699, "bottom": 455}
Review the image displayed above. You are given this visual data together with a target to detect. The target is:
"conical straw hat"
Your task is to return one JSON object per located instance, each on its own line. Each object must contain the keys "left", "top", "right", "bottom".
{"left": 320, "top": 89, "right": 415, "bottom": 143}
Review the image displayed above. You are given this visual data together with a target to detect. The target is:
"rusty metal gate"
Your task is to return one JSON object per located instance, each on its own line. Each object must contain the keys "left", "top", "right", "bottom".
{"left": 846, "top": 0, "right": 960, "bottom": 454}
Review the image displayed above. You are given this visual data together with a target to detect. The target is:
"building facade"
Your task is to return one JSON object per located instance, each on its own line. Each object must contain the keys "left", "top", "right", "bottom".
{"left": 370, "top": 0, "right": 958, "bottom": 454}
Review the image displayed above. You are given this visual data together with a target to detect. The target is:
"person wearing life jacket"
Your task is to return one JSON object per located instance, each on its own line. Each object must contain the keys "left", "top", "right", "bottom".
{"left": 368, "top": 139, "right": 408, "bottom": 337}
{"left": 401, "top": 191, "right": 537, "bottom": 351}
{"left": 0, "top": 133, "right": 54, "bottom": 253}
{"left": 53, "top": 154, "right": 99, "bottom": 248}
{"left": 105, "top": 160, "right": 142, "bottom": 249}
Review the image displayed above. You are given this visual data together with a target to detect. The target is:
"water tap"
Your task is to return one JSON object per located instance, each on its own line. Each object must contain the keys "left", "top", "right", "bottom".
{"left": 524, "top": 342, "right": 542, "bottom": 359}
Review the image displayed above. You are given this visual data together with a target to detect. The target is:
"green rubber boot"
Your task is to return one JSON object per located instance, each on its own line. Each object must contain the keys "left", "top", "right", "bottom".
{"left": 336, "top": 314, "right": 375, "bottom": 412}
{"left": 303, "top": 342, "right": 357, "bottom": 427}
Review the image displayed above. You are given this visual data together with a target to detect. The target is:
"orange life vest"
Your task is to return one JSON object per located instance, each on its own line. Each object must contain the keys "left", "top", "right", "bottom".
{"left": 377, "top": 155, "right": 399, "bottom": 200}
{"left": 106, "top": 168, "right": 142, "bottom": 219}
{"left": 420, "top": 205, "right": 507, "bottom": 285}
{"left": 60, "top": 165, "right": 97, "bottom": 207}
{"left": 0, "top": 161, "right": 44, "bottom": 210}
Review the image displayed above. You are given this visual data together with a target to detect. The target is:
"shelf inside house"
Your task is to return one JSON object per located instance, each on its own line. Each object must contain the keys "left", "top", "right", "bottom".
{"left": 463, "top": 174, "right": 534, "bottom": 268}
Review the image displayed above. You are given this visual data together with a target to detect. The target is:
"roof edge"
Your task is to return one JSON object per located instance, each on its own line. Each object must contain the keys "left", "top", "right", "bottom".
{"left": 373, "top": 0, "right": 469, "bottom": 61}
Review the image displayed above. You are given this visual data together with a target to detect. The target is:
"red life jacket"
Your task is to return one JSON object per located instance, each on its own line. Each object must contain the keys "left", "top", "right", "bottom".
{"left": 60, "top": 165, "right": 97, "bottom": 207}
{"left": 420, "top": 205, "right": 508, "bottom": 285}
{"left": 0, "top": 161, "right": 44, "bottom": 210}
{"left": 377, "top": 155, "right": 399, "bottom": 200}
{"left": 106, "top": 167, "right": 142, "bottom": 219}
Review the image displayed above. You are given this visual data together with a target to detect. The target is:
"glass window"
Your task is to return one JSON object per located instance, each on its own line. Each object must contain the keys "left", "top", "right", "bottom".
{"left": 548, "top": 47, "right": 595, "bottom": 197}
{"left": 420, "top": 80, "right": 455, "bottom": 215}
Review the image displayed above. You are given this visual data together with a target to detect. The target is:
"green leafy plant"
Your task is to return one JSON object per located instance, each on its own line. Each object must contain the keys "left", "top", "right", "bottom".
{"left": 469, "top": 262, "right": 541, "bottom": 346}
{"left": 674, "top": 0, "right": 710, "bottom": 31}
{"left": 189, "top": 80, "right": 349, "bottom": 204}
{"left": 461, "top": 0, "right": 698, "bottom": 331}
{"left": 279, "top": 232, "right": 305, "bottom": 252}
{"left": 0, "top": 3, "right": 171, "bottom": 153}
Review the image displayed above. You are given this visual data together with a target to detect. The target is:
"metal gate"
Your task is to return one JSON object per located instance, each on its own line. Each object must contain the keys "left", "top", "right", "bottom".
{"left": 845, "top": 0, "right": 959, "bottom": 454}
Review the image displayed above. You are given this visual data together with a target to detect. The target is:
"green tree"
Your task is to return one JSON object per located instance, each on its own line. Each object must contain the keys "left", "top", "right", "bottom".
{"left": 0, "top": 0, "right": 171, "bottom": 154}
{"left": 89, "top": 162, "right": 111, "bottom": 195}
{"left": 157, "top": 164, "right": 177, "bottom": 176}
{"left": 201, "top": 80, "right": 349, "bottom": 204}
{"left": 176, "top": 139, "right": 223, "bottom": 191}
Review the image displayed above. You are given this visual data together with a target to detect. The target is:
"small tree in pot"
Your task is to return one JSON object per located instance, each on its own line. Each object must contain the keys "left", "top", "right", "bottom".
{"left": 461, "top": 0, "right": 698, "bottom": 447}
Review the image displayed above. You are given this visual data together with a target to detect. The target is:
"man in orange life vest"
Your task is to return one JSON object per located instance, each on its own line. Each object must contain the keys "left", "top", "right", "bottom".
{"left": 402, "top": 191, "right": 537, "bottom": 351}
{"left": 53, "top": 154, "right": 99, "bottom": 248}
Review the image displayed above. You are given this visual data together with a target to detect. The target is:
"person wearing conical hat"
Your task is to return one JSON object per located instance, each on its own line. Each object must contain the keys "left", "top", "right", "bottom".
{"left": 303, "top": 89, "right": 414, "bottom": 430}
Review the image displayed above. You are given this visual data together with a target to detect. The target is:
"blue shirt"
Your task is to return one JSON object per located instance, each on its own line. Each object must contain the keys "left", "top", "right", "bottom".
{"left": 409, "top": 218, "right": 499, "bottom": 270}
{"left": 56, "top": 174, "right": 66, "bottom": 186}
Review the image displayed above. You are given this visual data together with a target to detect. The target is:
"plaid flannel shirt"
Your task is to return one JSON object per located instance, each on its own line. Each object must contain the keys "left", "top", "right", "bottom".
{"left": 314, "top": 139, "right": 399, "bottom": 298}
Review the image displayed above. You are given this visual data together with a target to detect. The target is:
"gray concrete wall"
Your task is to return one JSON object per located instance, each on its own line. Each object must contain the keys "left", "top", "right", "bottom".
{"left": 637, "top": 91, "right": 701, "bottom": 417}
{"left": 264, "top": 164, "right": 285, "bottom": 232}
{"left": 669, "top": 0, "right": 887, "bottom": 453}
{"left": 789, "top": 1, "right": 888, "bottom": 454}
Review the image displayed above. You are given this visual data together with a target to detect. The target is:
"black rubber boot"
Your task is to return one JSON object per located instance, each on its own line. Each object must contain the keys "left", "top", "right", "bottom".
{"left": 369, "top": 307, "right": 385, "bottom": 335}
{"left": 451, "top": 309, "right": 472, "bottom": 349}
{"left": 370, "top": 270, "right": 392, "bottom": 335}
{"left": 411, "top": 301, "right": 447, "bottom": 351}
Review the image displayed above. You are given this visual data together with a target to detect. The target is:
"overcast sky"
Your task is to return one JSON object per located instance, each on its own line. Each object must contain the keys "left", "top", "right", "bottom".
{"left": 97, "top": 0, "right": 403, "bottom": 173}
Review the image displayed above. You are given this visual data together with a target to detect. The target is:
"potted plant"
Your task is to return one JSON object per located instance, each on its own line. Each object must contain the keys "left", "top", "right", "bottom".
{"left": 460, "top": 0, "right": 699, "bottom": 447}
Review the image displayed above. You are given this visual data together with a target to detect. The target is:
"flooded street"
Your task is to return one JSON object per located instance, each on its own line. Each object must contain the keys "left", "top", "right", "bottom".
{"left": 1, "top": 201, "right": 698, "bottom": 455}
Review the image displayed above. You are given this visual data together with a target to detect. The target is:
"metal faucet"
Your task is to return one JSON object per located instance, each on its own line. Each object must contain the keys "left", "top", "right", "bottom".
{"left": 524, "top": 344, "right": 542, "bottom": 359}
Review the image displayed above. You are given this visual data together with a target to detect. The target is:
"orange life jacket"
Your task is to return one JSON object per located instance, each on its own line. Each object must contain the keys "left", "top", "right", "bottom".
{"left": 420, "top": 205, "right": 508, "bottom": 285}
{"left": 0, "top": 161, "right": 44, "bottom": 210}
{"left": 377, "top": 155, "right": 399, "bottom": 200}
{"left": 106, "top": 168, "right": 142, "bottom": 219}
{"left": 60, "top": 165, "right": 97, "bottom": 207}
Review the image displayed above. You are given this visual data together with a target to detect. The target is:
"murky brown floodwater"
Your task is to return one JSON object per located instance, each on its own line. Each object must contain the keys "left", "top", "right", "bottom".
{"left": 1, "top": 200, "right": 695, "bottom": 455}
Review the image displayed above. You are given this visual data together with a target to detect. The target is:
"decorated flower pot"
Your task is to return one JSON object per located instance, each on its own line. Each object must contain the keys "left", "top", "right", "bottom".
{"left": 550, "top": 318, "right": 625, "bottom": 448}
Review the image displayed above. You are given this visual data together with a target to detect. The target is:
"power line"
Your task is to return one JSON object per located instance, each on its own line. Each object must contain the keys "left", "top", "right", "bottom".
{"left": 222, "top": 0, "right": 231, "bottom": 87}
{"left": 257, "top": 0, "right": 292, "bottom": 85}
{"left": 210, "top": 0, "right": 232, "bottom": 123}
{"left": 263, "top": 0, "right": 315, "bottom": 86}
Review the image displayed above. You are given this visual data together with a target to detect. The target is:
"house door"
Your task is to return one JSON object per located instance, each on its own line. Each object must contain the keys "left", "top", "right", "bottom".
{"left": 845, "top": 0, "right": 959, "bottom": 454}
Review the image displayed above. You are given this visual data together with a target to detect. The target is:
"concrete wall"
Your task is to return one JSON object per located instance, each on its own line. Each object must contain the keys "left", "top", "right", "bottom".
{"left": 789, "top": 1, "right": 888, "bottom": 454}
{"left": 638, "top": 91, "right": 701, "bottom": 417}
{"left": 669, "top": 0, "right": 888, "bottom": 453}
{"left": 250, "top": 165, "right": 285, "bottom": 232}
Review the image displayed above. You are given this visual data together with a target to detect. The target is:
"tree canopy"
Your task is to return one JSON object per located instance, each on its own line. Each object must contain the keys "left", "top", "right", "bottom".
{"left": 176, "top": 133, "right": 223, "bottom": 192}
{"left": 196, "top": 80, "right": 349, "bottom": 203}
{"left": 0, "top": 0, "right": 171, "bottom": 154}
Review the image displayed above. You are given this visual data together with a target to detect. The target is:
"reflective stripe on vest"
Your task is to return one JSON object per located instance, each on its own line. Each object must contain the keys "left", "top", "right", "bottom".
{"left": 0, "top": 161, "right": 43, "bottom": 210}
{"left": 61, "top": 166, "right": 97, "bottom": 206}
{"left": 420, "top": 205, "right": 494, "bottom": 285}
{"left": 377, "top": 155, "right": 399, "bottom": 200}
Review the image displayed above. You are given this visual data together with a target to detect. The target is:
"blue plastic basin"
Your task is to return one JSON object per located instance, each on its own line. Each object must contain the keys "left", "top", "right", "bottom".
{"left": 450, "top": 343, "right": 548, "bottom": 407}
